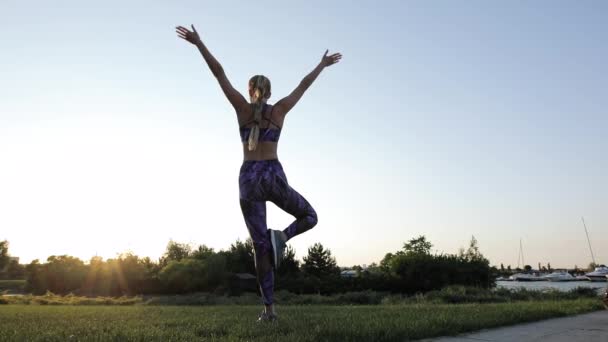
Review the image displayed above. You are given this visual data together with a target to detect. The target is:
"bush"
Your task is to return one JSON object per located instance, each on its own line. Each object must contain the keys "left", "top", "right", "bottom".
{"left": 158, "top": 255, "right": 228, "bottom": 293}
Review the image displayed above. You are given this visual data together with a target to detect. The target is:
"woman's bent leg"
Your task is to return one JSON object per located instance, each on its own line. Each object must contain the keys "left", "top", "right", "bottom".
{"left": 268, "top": 174, "right": 318, "bottom": 241}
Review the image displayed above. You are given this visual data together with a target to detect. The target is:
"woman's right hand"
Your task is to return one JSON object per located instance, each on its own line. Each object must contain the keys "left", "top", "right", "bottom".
{"left": 320, "top": 50, "right": 342, "bottom": 67}
{"left": 176, "top": 25, "right": 201, "bottom": 45}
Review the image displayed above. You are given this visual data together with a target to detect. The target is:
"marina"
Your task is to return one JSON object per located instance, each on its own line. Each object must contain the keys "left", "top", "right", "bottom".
{"left": 497, "top": 280, "right": 606, "bottom": 292}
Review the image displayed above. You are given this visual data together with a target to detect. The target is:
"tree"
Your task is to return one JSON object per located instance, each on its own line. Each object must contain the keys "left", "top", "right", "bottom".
{"left": 159, "top": 254, "right": 227, "bottom": 293}
{"left": 277, "top": 245, "right": 300, "bottom": 276}
{"left": 302, "top": 243, "right": 339, "bottom": 278}
{"left": 191, "top": 245, "right": 215, "bottom": 261}
{"left": 0, "top": 240, "right": 9, "bottom": 271}
{"left": 160, "top": 240, "right": 192, "bottom": 267}
{"left": 524, "top": 265, "right": 532, "bottom": 272}
{"left": 221, "top": 238, "right": 255, "bottom": 275}
{"left": 25, "top": 259, "right": 46, "bottom": 294}
{"left": 379, "top": 253, "right": 395, "bottom": 272}
{"left": 402, "top": 236, "right": 432, "bottom": 255}
{"left": 459, "top": 236, "right": 484, "bottom": 262}
{"left": 5, "top": 259, "right": 25, "bottom": 279}
{"left": 351, "top": 265, "right": 363, "bottom": 272}
{"left": 500, "top": 263, "right": 505, "bottom": 271}
{"left": 42, "top": 255, "right": 87, "bottom": 294}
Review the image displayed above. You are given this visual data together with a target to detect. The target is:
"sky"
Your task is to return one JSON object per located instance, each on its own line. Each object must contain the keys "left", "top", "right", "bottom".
{"left": 1, "top": 1, "right": 607, "bottom": 269}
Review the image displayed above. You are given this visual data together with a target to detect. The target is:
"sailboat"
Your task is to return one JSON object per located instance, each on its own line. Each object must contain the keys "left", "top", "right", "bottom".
{"left": 508, "top": 239, "right": 544, "bottom": 281}
{"left": 581, "top": 217, "right": 607, "bottom": 282}
{"left": 543, "top": 270, "right": 575, "bottom": 282}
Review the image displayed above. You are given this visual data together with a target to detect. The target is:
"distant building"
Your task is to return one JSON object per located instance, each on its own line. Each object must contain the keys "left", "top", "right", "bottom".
{"left": 340, "top": 270, "right": 358, "bottom": 278}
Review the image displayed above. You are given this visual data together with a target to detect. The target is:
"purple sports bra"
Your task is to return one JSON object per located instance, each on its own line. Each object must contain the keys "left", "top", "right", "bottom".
{"left": 239, "top": 104, "right": 282, "bottom": 143}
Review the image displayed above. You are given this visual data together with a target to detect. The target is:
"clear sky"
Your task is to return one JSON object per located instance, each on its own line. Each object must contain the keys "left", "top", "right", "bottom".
{"left": 1, "top": 1, "right": 606, "bottom": 269}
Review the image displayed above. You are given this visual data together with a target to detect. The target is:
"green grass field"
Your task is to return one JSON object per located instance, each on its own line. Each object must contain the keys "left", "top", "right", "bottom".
{"left": 0, "top": 299, "right": 603, "bottom": 341}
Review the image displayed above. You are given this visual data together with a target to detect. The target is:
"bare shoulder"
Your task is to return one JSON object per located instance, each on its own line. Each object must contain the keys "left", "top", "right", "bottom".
{"left": 236, "top": 105, "right": 253, "bottom": 126}
{"left": 272, "top": 99, "right": 289, "bottom": 118}
{"left": 269, "top": 104, "right": 286, "bottom": 128}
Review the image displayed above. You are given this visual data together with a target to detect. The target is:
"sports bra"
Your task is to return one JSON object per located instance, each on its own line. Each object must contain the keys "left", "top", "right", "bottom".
{"left": 239, "top": 104, "right": 282, "bottom": 143}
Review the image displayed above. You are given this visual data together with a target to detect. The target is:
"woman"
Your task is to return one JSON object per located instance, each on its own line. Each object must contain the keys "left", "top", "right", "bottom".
{"left": 176, "top": 25, "right": 341, "bottom": 321}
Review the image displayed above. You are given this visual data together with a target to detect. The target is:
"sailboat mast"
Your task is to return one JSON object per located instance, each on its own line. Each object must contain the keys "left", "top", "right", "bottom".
{"left": 516, "top": 238, "right": 525, "bottom": 269}
{"left": 520, "top": 238, "right": 524, "bottom": 267}
{"left": 582, "top": 217, "right": 596, "bottom": 265}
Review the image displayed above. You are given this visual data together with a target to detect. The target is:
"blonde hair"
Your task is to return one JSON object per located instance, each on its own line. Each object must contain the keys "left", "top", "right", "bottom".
{"left": 247, "top": 75, "right": 271, "bottom": 151}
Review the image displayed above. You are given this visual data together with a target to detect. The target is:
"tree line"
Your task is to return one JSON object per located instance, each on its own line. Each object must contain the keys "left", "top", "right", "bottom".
{"left": 0, "top": 236, "right": 494, "bottom": 296}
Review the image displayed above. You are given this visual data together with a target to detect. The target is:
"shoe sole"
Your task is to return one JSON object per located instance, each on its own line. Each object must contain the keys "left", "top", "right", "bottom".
{"left": 271, "top": 230, "right": 279, "bottom": 268}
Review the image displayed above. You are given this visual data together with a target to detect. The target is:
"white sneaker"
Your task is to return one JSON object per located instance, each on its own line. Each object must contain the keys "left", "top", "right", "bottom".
{"left": 270, "top": 229, "right": 286, "bottom": 269}
{"left": 257, "top": 311, "right": 278, "bottom": 322}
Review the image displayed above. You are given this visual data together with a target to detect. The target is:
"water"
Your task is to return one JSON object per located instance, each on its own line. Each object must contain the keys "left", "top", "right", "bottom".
{"left": 497, "top": 280, "right": 606, "bottom": 293}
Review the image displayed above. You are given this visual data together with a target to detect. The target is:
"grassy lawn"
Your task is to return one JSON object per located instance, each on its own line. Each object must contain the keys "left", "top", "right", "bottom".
{"left": 0, "top": 299, "right": 603, "bottom": 341}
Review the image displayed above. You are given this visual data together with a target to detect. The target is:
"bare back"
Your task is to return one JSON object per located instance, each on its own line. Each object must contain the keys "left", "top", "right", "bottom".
{"left": 238, "top": 104, "right": 286, "bottom": 161}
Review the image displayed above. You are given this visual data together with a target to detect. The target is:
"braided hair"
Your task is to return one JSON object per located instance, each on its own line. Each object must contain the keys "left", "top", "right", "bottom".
{"left": 247, "top": 75, "right": 272, "bottom": 151}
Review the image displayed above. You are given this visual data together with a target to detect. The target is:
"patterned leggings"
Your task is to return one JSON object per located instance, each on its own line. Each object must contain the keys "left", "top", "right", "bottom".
{"left": 239, "top": 159, "right": 318, "bottom": 305}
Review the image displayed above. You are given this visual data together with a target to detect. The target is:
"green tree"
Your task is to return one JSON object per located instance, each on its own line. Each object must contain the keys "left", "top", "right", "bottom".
{"left": 25, "top": 259, "right": 47, "bottom": 294}
{"left": 277, "top": 245, "right": 300, "bottom": 276}
{"left": 159, "top": 259, "right": 206, "bottom": 293}
{"left": 160, "top": 240, "right": 192, "bottom": 267}
{"left": 221, "top": 239, "right": 255, "bottom": 275}
{"left": 379, "top": 252, "right": 395, "bottom": 272}
{"left": 5, "top": 259, "right": 25, "bottom": 279}
{"left": 302, "top": 243, "right": 339, "bottom": 278}
{"left": 159, "top": 254, "right": 227, "bottom": 293}
{"left": 402, "top": 235, "right": 432, "bottom": 255}
{"left": 0, "top": 240, "right": 9, "bottom": 271}
{"left": 191, "top": 245, "right": 215, "bottom": 261}
{"left": 44, "top": 255, "right": 87, "bottom": 294}
{"left": 111, "top": 252, "right": 149, "bottom": 295}
{"left": 459, "top": 236, "right": 485, "bottom": 262}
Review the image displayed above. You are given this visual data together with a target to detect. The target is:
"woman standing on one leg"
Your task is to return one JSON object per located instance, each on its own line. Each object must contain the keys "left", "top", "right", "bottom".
{"left": 176, "top": 25, "right": 341, "bottom": 321}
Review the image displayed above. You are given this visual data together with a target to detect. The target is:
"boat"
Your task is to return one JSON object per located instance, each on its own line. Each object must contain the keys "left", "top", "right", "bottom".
{"left": 543, "top": 270, "right": 575, "bottom": 282}
{"left": 584, "top": 266, "right": 608, "bottom": 282}
{"left": 580, "top": 217, "right": 605, "bottom": 282}
{"left": 510, "top": 272, "right": 545, "bottom": 281}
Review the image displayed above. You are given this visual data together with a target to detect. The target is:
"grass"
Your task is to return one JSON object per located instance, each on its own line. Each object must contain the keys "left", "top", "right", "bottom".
{"left": 1, "top": 285, "right": 602, "bottom": 306}
{"left": 0, "top": 299, "right": 603, "bottom": 341}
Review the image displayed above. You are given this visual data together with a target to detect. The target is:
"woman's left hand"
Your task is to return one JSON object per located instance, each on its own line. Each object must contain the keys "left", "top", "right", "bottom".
{"left": 176, "top": 25, "right": 201, "bottom": 45}
{"left": 321, "top": 50, "right": 342, "bottom": 67}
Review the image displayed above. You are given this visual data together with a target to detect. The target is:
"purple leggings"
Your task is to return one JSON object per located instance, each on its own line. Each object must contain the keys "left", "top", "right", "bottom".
{"left": 239, "top": 159, "right": 318, "bottom": 305}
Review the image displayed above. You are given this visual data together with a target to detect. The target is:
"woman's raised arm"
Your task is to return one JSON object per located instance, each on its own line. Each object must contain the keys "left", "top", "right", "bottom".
{"left": 274, "top": 50, "right": 342, "bottom": 117}
{"left": 176, "top": 25, "right": 249, "bottom": 113}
